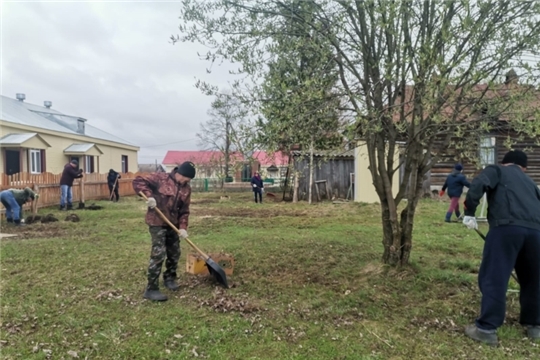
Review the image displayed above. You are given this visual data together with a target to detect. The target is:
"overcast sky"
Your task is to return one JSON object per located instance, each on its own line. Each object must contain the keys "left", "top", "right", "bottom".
{"left": 1, "top": 1, "right": 236, "bottom": 164}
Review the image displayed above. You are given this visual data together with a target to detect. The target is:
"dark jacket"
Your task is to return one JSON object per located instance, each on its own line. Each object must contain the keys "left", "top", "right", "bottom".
{"left": 132, "top": 172, "right": 191, "bottom": 229}
{"left": 442, "top": 169, "right": 470, "bottom": 198}
{"left": 250, "top": 175, "right": 264, "bottom": 192}
{"left": 464, "top": 164, "right": 540, "bottom": 231}
{"left": 107, "top": 170, "right": 121, "bottom": 187}
{"left": 60, "top": 163, "right": 83, "bottom": 186}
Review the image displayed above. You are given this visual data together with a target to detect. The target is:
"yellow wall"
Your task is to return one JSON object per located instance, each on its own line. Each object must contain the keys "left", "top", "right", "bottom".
{"left": 0, "top": 122, "right": 139, "bottom": 174}
{"left": 354, "top": 141, "right": 400, "bottom": 204}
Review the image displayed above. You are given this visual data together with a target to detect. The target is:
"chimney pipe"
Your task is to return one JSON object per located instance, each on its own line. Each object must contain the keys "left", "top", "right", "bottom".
{"left": 44, "top": 101, "right": 52, "bottom": 108}
{"left": 16, "top": 93, "right": 26, "bottom": 102}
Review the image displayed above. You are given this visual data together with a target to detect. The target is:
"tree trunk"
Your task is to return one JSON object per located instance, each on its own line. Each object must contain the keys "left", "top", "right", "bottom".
{"left": 308, "top": 139, "right": 314, "bottom": 204}
{"left": 293, "top": 171, "right": 299, "bottom": 203}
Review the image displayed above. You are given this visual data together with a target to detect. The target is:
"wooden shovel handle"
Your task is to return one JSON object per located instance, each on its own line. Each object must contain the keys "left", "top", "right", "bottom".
{"left": 138, "top": 192, "right": 209, "bottom": 260}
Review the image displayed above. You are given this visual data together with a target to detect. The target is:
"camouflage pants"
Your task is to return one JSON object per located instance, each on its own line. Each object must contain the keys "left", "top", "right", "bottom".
{"left": 147, "top": 226, "right": 181, "bottom": 290}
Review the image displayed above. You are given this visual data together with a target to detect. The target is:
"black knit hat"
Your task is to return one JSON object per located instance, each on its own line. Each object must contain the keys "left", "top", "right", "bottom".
{"left": 175, "top": 161, "right": 196, "bottom": 179}
{"left": 502, "top": 150, "right": 527, "bottom": 168}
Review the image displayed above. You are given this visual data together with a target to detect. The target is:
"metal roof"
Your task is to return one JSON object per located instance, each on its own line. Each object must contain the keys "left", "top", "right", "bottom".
{"left": 0, "top": 95, "right": 137, "bottom": 147}
{"left": 0, "top": 133, "right": 39, "bottom": 145}
{"left": 64, "top": 143, "right": 98, "bottom": 153}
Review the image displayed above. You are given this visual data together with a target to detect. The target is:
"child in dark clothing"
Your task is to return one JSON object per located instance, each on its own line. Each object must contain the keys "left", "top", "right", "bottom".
{"left": 440, "top": 164, "right": 470, "bottom": 222}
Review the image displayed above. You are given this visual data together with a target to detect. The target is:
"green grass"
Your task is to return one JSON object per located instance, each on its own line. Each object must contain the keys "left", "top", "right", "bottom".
{"left": 0, "top": 193, "right": 537, "bottom": 359}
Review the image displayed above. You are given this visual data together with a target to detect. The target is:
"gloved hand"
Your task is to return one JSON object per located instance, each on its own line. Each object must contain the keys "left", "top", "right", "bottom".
{"left": 252, "top": 184, "right": 257, "bottom": 188}
{"left": 439, "top": 190, "right": 445, "bottom": 197}
{"left": 179, "top": 229, "right": 188, "bottom": 239}
{"left": 146, "top": 197, "right": 157, "bottom": 209}
{"left": 34, "top": 194, "right": 40, "bottom": 199}
{"left": 462, "top": 216, "right": 478, "bottom": 230}
{"left": 261, "top": 188, "right": 264, "bottom": 193}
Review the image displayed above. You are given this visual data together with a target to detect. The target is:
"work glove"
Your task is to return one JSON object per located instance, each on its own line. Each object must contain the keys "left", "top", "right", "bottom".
{"left": 439, "top": 190, "right": 445, "bottom": 197}
{"left": 462, "top": 216, "right": 478, "bottom": 230}
{"left": 261, "top": 188, "right": 264, "bottom": 193}
{"left": 179, "top": 229, "right": 188, "bottom": 239}
{"left": 146, "top": 197, "right": 157, "bottom": 209}
{"left": 252, "top": 184, "right": 257, "bottom": 188}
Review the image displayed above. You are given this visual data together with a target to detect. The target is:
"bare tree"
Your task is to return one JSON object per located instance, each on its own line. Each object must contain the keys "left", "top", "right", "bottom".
{"left": 197, "top": 92, "right": 257, "bottom": 182}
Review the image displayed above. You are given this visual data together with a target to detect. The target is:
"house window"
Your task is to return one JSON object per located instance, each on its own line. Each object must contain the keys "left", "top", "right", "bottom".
{"left": 85, "top": 156, "right": 95, "bottom": 174}
{"left": 479, "top": 136, "right": 496, "bottom": 167}
{"left": 29, "top": 149, "right": 42, "bottom": 174}
{"left": 121, "top": 155, "right": 128, "bottom": 173}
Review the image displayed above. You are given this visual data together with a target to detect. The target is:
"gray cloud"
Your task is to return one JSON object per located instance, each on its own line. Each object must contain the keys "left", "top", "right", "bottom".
{"left": 1, "top": 1, "right": 237, "bottom": 164}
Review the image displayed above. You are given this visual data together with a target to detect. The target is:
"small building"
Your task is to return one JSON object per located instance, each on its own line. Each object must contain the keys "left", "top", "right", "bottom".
{"left": 354, "top": 142, "right": 401, "bottom": 203}
{"left": 0, "top": 93, "right": 139, "bottom": 176}
{"left": 291, "top": 149, "right": 355, "bottom": 201}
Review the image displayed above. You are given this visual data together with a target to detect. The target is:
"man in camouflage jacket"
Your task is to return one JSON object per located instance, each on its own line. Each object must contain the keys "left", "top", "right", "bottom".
{"left": 132, "top": 161, "right": 196, "bottom": 301}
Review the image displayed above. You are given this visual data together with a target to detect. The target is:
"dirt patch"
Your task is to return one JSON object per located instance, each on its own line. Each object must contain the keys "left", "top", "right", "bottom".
{"left": 191, "top": 198, "right": 220, "bottom": 205}
{"left": 189, "top": 286, "right": 262, "bottom": 313}
{"left": 64, "top": 214, "right": 80, "bottom": 222}
{"left": 40, "top": 214, "right": 59, "bottom": 223}
{"left": 7, "top": 222, "right": 69, "bottom": 239}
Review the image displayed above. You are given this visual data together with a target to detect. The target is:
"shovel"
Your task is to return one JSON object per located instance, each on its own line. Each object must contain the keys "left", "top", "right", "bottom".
{"left": 78, "top": 178, "right": 86, "bottom": 209}
{"left": 474, "top": 228, "right": 519, "bottom": 284}
{"left": 139, "top": 192, "right": 229, "bottom": 288}
{"left": 109, "top": 175, "right": 119, "bottom": 201}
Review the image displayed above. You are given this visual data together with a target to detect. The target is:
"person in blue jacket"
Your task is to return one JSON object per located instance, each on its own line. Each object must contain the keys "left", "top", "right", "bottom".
{"left": 440, "top": 164, "right": 470, "bottom": 222}
{"left": 250, "top": 171, "right": 264, "bottom": 204}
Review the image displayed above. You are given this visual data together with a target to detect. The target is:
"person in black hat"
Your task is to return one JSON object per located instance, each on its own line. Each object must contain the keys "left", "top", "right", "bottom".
{"left": 440, "top": 163, "right": 470, "bottom": 222}
{"left": 132, "top": 161, "right": 196, "bottom": 302}
{"left": 59, "top": 159, "right": 84, "bottom": 210}
{"left": 107, "top": 169, "right": 121, "bottom": 202}
{"left": 462, "top": 150, "right": 540, "bottom": 346}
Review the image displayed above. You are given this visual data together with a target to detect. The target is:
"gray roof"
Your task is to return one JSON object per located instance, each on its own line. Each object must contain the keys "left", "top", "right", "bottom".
{"left": 1, "top": 95, "right": 137, "bottom": 148}
{"left": 0, "top": 132, "right": 40, "bottom": 145}
{"left": 64, "top": 143, "right": 100, "bottom": 153}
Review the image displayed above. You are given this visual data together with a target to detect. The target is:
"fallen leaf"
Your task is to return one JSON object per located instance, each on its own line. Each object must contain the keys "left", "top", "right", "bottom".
{"left": 174, "top": 334, "right": 184, "bottom": 339}
{"left": 191, "top": 347, "right": 199, "bottom": 357}
{"left": 67, "top": 350, "right": 79, "bottom": 358}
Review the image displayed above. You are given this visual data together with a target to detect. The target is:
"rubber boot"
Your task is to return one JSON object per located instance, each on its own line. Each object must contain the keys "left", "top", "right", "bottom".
{"left": 14, "top": 219, "right": 26, "bottom": 227}
{"left": 527, "top": 326, "right": 540, "bottom": 340}
{"left": 143, "top": 286, "right": 168, "bottom": 301}
{"left": 6, "top": 218, "right": 13, "bottom": 223}
{"left": 67, "top": 204, "right": 73, "bottom": 211}
{"left": 464, "top": 324, "right": 498, "bottom": 346}
{"left": 60, "top": 205, "right": 66, "bottom": 211}
{"left": 445, "top": 212, "right": 452, "bottom": 223}
{"left": 164, "top": 278, "right": 180, "bottom": 291}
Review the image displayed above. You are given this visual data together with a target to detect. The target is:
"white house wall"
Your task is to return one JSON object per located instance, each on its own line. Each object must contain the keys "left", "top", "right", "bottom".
{"left": 0, "top": 122, "right": 138, "bottom": 174}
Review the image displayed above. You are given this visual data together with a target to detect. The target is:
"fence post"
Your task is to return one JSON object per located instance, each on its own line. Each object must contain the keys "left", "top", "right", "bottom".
{"left": 204, "top": 178, "right": 209, "bottom": 192}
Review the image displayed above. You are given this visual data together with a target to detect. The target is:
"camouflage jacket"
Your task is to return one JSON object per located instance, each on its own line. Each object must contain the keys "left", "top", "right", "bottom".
{"left": 132, "top": 172, "right": 191, "bottom": 229}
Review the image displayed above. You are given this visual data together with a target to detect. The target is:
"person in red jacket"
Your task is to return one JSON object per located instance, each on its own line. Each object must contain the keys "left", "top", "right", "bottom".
{"left": 59, "top": 159, "right": 83, "bottom": 210}
{"left": 132, "top": 161, "right": 196, "bottom": 302}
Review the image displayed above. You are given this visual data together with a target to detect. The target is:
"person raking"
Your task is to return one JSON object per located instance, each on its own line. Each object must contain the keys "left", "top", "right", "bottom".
{"left": 132, "top": 161, "right": 196, "bottom": 302}
{"left": 462, "top": 150, "right": 540, "bottom": 346}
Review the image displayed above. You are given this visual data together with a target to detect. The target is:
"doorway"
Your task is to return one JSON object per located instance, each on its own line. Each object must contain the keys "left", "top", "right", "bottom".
{"left": 5, "top": 150, "right": 20, "bottom": 175}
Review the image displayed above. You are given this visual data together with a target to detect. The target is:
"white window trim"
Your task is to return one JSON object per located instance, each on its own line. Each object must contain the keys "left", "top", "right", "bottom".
{"left": 29, "top": 149, "right": 42, "bottom": 174}
{"left": 479, "top": 136, "right": 496, "bottom": 167}
{"left": 85, "top": 155, "right": 93, "bottom": 174}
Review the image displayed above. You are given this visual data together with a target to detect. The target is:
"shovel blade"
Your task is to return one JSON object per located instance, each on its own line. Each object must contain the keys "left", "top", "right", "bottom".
{"left": 205, "top": 258, "right": 229, "bottom": 289}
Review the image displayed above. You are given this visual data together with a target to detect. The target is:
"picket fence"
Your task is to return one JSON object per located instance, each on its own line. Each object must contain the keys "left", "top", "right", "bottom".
{"left": 0, "top": 171, "right": 150, "bottom": 213}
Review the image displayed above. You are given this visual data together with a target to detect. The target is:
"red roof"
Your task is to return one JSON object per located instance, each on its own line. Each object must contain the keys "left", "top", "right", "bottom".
{"left": 163, "top": 150, "right": 289, "bottom": 167}
{"left": 252, "top": 151, "right": 289, "bottom": 166}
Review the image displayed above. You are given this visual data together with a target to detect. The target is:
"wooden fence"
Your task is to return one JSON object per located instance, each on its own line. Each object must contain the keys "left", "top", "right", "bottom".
{"left": 0, "top": 172, "right": 149, "bottom": 213}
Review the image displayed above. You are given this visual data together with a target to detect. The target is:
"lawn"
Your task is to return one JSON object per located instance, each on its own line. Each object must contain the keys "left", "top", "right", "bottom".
{"left": 0, "top": 193, "right": 536, "bottom": 359}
